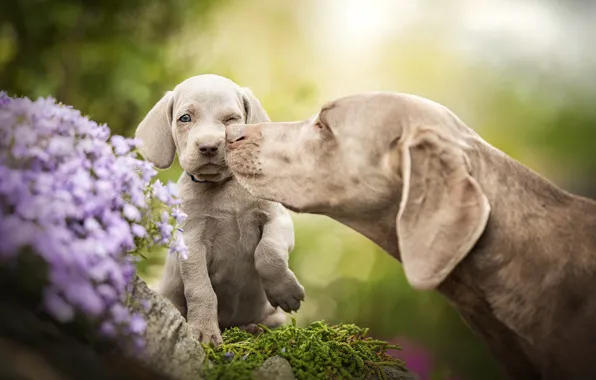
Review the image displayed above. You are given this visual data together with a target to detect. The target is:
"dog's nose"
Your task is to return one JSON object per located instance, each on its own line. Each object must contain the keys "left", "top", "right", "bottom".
{"left": 199, "top": 143, "right": 219, "bottom": 156}
{"left": 226, "top": 124, "right": 246, "bottom": 143}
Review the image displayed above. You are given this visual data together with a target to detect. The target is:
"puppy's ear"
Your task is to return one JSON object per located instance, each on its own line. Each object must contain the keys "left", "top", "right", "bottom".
{"left": 135, "top": 91, "right": 176, "bottom": 169}
{"left": 396, "top": 128, "right": 490, "bottom": 290}
{"left": 241, "top": 87, "right": 271, "bottom": 124}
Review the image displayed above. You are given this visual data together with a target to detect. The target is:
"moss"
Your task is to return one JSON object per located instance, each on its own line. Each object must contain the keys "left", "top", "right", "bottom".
{"left": 201, "top": 318, "right": 407, "bottom": 380}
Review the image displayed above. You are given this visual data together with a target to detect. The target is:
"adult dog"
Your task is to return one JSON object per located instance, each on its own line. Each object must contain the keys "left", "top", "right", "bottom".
{"left": 224, "top": 92, "right": 596, "bottom": 379}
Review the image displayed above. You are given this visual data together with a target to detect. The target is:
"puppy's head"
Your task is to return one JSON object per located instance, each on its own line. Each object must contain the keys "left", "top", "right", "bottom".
{"left": 226, "top": 92, "right": 490, "bottom": 289}
{"left": 135, "top": 74, "right": 270, "bottom": 182}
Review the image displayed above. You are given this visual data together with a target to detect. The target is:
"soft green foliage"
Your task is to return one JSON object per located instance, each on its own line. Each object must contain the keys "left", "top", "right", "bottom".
{"left": 202, "top": 318, "right": 406, "bottom": 380}
{"left": 128, "top": 178, "right": 186, "bottom": 260}
{"left": 0, "top": 0, "right": 223, "bottom": 136}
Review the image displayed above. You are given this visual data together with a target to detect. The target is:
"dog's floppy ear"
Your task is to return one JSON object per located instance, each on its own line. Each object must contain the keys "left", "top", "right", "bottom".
{"left": 396, "top": 128, "right": 490, "bottom": 290}
{"left": 135, "top": 91, "right": 176, "bottom": 169}
{"left": 241, "top": 87, "right": 271, "bottom": 124}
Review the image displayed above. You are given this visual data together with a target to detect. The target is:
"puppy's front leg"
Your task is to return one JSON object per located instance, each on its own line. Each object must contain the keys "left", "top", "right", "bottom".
{"left": 179, "top": 239, "right": 222, "bottom": 345}
{"left": 157, "top": 251, "right": 187, "bottom": 317}
{"left": 255, "top": 204, "right": 305, "bottom": 313}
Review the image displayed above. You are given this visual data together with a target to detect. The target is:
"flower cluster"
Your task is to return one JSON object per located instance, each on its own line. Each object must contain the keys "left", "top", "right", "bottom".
{"left": 0, "top": 92, "right": 187, "bottom": 351}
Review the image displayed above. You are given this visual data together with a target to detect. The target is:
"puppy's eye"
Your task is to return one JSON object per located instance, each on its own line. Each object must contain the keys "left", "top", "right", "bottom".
{"left": 314, "top": 121, "right": 325, "bottom": 130}
{"left": 223, "top": 115, "right": 240, "bottom": 124}
{"left": 178, "top": 114, "right": 192, "bottom": 123}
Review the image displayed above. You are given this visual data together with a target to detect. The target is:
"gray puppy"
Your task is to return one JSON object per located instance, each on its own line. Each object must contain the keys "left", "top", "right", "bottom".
{"left": 135, "top": 74, "right": 305, "bottom": 345}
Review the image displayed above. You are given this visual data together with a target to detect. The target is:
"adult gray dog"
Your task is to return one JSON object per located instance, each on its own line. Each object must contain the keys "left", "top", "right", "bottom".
{"left": 224, "top": 92, "right": 596, "bottom": 380}
{"left": 135, "top": 74, "right": 304, "bottom": 345}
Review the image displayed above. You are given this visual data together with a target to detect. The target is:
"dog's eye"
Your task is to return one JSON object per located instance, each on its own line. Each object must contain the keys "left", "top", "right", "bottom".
{"left": 314, "top": 120, "right": 333, "bottom": 138}
{"left": 178, "top": 114, "right": 192, "bottom": 123}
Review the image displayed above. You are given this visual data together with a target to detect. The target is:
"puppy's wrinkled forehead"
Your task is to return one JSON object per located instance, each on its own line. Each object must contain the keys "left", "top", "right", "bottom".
{"left": 172, "top": 75, "right": 243, "bottom": 114}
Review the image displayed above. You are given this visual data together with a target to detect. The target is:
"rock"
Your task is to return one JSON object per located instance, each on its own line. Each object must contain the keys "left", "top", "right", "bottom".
{"left": 368, "top": 366, "right": 417, "bottom": 380}
{"left": 253, "top": 356, "right": 296, "bottom": 380}
{"left": 127, "top": 276, "right": 206, "bottom": 380}
{"left": 249, "top": 354, "right": 415, "bottom": 380}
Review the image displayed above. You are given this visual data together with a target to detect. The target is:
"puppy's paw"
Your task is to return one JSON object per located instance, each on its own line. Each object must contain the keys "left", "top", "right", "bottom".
{"left": 189, "top": 321, "right": 223, "bottom": 346}
{"left": 263, "top": 271, "right": 305, "bottom": 313}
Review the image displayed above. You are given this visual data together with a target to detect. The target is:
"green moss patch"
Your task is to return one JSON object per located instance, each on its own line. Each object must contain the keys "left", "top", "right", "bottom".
{"left": 201, "top": 318, "right": 406, "bottom": 379}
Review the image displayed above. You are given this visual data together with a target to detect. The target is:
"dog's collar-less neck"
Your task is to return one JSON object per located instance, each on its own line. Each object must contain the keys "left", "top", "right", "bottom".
{"left": 185, "top": 171, "right": 211, "bottom": 183}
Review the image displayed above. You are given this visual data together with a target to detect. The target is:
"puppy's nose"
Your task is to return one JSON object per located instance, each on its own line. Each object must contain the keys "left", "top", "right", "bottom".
{"left": 226, "top": 124, "right": 246, "bottom": 143}
{"left": 199, "top": 143, "right": 219, "bottom": 156}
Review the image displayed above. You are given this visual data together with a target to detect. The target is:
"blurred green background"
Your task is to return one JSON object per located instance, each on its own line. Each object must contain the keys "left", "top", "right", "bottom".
{"left": 3, "top": 0, "right": 596, "bottom": 379}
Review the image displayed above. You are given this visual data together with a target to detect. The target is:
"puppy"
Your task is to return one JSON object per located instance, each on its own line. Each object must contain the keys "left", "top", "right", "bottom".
{"left": 135, "top": 74, "right": 305, "bottom": 344}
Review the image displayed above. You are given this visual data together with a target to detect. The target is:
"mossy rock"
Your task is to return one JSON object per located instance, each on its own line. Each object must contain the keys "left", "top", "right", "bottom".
{"left": 253, "top": 356, "right": 414, "bottom": 380}
{"left": 253, "top": 356, "right": 295, "bottom": 380}
{"left": 202, "top": 319, "right": 415, "bottom": 380}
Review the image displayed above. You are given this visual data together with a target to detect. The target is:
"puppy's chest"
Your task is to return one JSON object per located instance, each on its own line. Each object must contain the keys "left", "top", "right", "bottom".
{"left": 183, "top": 200, "right": 267, "bottom": 259}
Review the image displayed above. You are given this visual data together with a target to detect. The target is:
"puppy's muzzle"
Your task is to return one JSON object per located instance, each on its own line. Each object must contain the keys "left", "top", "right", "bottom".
{"left": 198, "top": 142, "right": 220, "bottom": 157}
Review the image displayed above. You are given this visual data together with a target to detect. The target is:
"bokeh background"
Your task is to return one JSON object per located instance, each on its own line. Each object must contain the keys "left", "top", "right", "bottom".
{"left": 2, "top": 0, "right": 596, "bottom": 378}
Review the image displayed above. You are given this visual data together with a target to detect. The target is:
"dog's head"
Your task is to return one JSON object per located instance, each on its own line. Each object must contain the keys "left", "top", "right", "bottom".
{"left": 135, "top": 74, "right": 270, "bottom": 182}
{"left": 225, "top": 92, "right": 490, "bottom": 289}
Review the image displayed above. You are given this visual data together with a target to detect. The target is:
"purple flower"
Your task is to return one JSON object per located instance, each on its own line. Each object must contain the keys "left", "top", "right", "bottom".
{"left": 110, "top": 135, "right": 131, "bottom": 155}
{"left": 0, "top": 92, "right": 186, "bottom": 353}
{"left": 172, "top": 208, "right": 188, "bottom": 223}
{"left": 43, "top": 290, "right": 75, "bottom": 323}
{"left": 100, "top": 321, "right": 117, "bottom": 337}
{"left": 140, "top": 299, "right": 151, "bottom": 312}
{"left": 110, "top": 303, "right": 130, "bottom": 324}
{"left": 123, "top": 204, "right": 141, "bottom": 221}
{"left": 165, "top": 182, "right": 181, "bottom": 203}
{"left": 152, "top": 180, "right": 169, "bottom": 203}
{"left": 63, "top": 281, "right": 105, "bottom": 316}
{"left": 131, "top": 224, "right": 147, "bottom": 238}
{"left": 47, "top": 135, "right": 75, "bottom": 157}
{"left": 129, "top": 314, "right": 147, "bottom": 334}
{"left": 169, "top": 232, "right": 188, "bottom": 260}
{"left": 96, "top": 284, "right": 118, "bottom": 303}
{"left": 132, "top": 336, "right": 146, "bottom": 353}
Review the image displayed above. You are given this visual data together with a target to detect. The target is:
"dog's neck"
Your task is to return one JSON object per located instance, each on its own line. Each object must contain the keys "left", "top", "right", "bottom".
{"left": 333, "top": 208, "right": 401, "bottom": 258}
{"left": 439, "top": 138, "right": 596, "bottom": 370}
{"left": 464, "top": 139, "right": 596, "bottom": 289}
